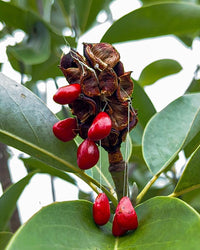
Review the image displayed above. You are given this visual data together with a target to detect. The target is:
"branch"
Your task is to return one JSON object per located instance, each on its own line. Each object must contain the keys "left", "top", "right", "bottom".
{"left": 168, "top": 184, "right": 200, "bottom": 198}
{"left": 136, "top": 174, "right": 160, "bottom": 205}
{"left": 0, "top": 143, "right": 21, "bottom": 232}
{"left": 75, "top": 172, "right": 118, "bottom": 208}
{"left": 108, "top": 149, "right": 129, "bottom": 202}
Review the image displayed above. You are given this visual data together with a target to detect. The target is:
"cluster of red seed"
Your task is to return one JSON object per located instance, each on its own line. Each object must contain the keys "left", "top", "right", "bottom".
{"left": 52, "top": 42, "right": 137, "bottom": 169}
{"left": 53, "top": 92, "right": 112, "bottom": 169}
{"left": 93, "top": 193, "right": 138, "bottom": 237}
{"left": 52, "top": 43, "right": 139, "bottom": 236}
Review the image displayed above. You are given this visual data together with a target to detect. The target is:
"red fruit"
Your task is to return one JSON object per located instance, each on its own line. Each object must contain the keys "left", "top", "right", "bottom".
{"left": 112, "top": 214, "right": 127, "bottom": 237}
{"left": 77, "top": 139, "right": 99, "bottom": 170}
{"left": 52, "top": 118, "right": 77, "bottom": 142}
{"left": 93, "top": 193, "right": 110, "bottom": 226}
{"left": 53, "top": 83, "right": 81, "bottom": 105}
{"left": 88, "top": 112, "right": 112, "bottom": 141}
{"left": 115, "top": 196, "right": 138, "bottom": 231}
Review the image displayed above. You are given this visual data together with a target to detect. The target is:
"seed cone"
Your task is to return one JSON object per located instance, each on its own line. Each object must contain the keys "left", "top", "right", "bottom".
{"left": 59, "top": 43, "right": 138, "bottom": 153}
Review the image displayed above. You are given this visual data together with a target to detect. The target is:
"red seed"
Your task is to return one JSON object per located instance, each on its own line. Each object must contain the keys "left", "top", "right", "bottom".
{"left": 77, "top": 139, "right": 99, "bottom": 170}
{"left": 88, "top": 112, "right": 112, "bottom": 141}
{"left": 52, "top": 118, "right": 77, "bottom": 142}
{"left": 93, "top": 193, "right": 110, "bottom": 226}
{"left": 115, "top": 196, "right": 138, "bottom": 231}
{"left": 112, "top": 214, "right": 127, "bottom": 237}
{"left": 53, "top": 84, "right": 81, "bottom": 105}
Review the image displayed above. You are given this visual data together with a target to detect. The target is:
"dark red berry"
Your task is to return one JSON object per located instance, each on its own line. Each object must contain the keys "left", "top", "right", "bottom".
{"left": 53, "top": 83, "right": 81, "bottom": 105}
{"left": 114, "top": 196, "right": 138, "bottom": 231}
{"left": 52, "top": 118, "right": 77, "bottom": 142}
{"left": 88, "top": 112, "right": 112, "bottom": 141}
{"left": 112, "top": 214, "right": 127, "bottom": 237}
{"left": 93, "top": 193, "right": 110, "bottom": 226}
{"left": 77, "top": 139, "right": 99, "bottom": 170}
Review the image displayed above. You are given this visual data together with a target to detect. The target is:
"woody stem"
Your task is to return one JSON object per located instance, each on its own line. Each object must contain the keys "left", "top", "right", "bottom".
{"left": 108, "top": 148, "right": 128, "bottom": 201}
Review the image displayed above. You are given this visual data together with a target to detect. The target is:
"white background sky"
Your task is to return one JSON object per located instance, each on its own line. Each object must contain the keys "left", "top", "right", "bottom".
{"left": 0, "top": 0, "right": 199, "bottom": 223}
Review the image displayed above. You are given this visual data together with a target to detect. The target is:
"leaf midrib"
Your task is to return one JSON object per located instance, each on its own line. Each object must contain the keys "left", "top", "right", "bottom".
{"left": 0, "top": 128, "right": 78, "bottom": 173}
{"left": 159, "top": 104, "right": 200, "bottom": 174}
{"left": 143, "top": 96, "right": 200, "bottom": 176}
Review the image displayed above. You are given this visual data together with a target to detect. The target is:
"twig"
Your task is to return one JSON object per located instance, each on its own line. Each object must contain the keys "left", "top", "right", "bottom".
{"left": 136, "top": 174, "right": 160, "bottom": 204}
{"left": 168, "top": 184, "right": 200, "bottom": 198}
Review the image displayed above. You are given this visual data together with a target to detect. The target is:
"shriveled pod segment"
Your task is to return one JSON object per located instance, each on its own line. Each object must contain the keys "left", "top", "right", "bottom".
{"left": 52, "top": 118, "right": 77, "bottom": 142}
{"left": 53, "top": 83, "right": 81, "bottom": 105}
{"left": 88, "top": 112, "right": 112, "bottom": 141}
{"left": 93, "top": 193, "right": 110, "bottom": 226}
{"left": 77, "top": 139, "right": 99, "bottom": 170}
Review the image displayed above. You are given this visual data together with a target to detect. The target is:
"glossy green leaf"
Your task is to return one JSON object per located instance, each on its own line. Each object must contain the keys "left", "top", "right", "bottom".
{"left": 0, "top": 73, "right": 78, "bottom": 172}
{"left": 78, "top": 189, "right": 93, "bottom": 202}
{"left": 81, "top": 0, "right": 113, "bottom": 32}
{"left": 130, "top": 123, "right": 143, "bottom": 145}
{"left": 88, "top": 133, "right": 132, "bottom": 190}
{"left": 0, "top": 1, "right": 31, "bottom": 32}
{"left": 50, "top": 0, "right": 68, "bottom": 33}
{"left": 182, "top": 188, "right": 200, "bottom": 213}
{"left": 24, "top": 81, "right": 45, "bottom": 101}
{"left": 10, "top": 0, "right": 39, "bottom": 14}
{"left": 130, "top": 80, "right": 156, "bottom": 165}
{"left": 7, "top": 22, "right": 50, "bottom": 65}
{"left": 40, "top": 0, "right": 53, "bottom": 22}
{"left": 6, "top": 49, "right": 31, "bottom": 77}
{"left": 7, "top": 48, "right": 64, "bottom": 82}
{"left": 178, "top": 34, "right": 196, "bottom": 47}
{"left": 140, "top": 0, "right": 199, "bottom": 5}
{"left": 0, "top": 1, "right": 53, "bottom": 37}
{"left": 74, "top": 136, "right": 114, "bottom": 191}
{"left": 132, "top": 80, "right": 156, "bottom": 129}
{"left": 10, "top": 0, "right": 52, "bottom": 22}
{"left": 20, "top": 157, "right": 76, "bottom": 186}
{"left": 86, "top": 153, "right": 114, "bottom": 189}
{"left": 0, "top": 1, "right": 67, "bottom": 47}
{"left": 184, "top": 130, "right": 200, "bottom": 158}
{"left": 184, "top": 79, "right": 200, "bottom": 157}
{"left": 186, "top": 78, "right": 200, "bottom": 93}
{"left": 78, "top": 136, "right": 113, "bottom": 189}
{"left": 143, "top": 93, "right": 200, "bottom": 175}
{"left": 0, "top": 172, "right": 35, "bottom": 231}
{"left": 60, "top": 0, "right": 113, "bottom": 35}
{"left": 130, "top": 197, "right": 200, "bottom": 250}
{"left": 101, "top": 3, "right": 200, "bottom": 43}
{"left": 138, "top": 59, "right": 182, "bottom": 86}
{"left": 173, "top": 145, "right": 200, "bottom": 195}
{"left": 0, "top": 26, "right": 11, "bottom": 40}
{"left": 76, "top": 134, "right": 132, "bottom": 191}
{"left": 6, "top": 200, "right": 112, "bottom": 249}
{"left": 31, "top": 50, "right": 63, "bottom": 81}
{"left": 130, "top": 144, "right": 145, "bottom": 164}
{"left": 6, "top": 197, "right": 200, "bottom": 249}
{"left": 0, "top": 232, "right": 13, "bottom": 250}
{"left": 121, "top": 134, "right": 132, "bottom": 162}
{"left": 0, "top": 1, "right": 73, "bottom": 80}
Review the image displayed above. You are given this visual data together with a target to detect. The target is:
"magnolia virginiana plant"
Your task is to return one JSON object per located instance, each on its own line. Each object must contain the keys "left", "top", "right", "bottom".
{"left": 53, "top": 43, "right": 138, "bottom": 200}
{"left": 0, "top": 0, "right": 200, "bottom": 249}
{"left": 52, "top": 42, "right": 139, "bottom": 236}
